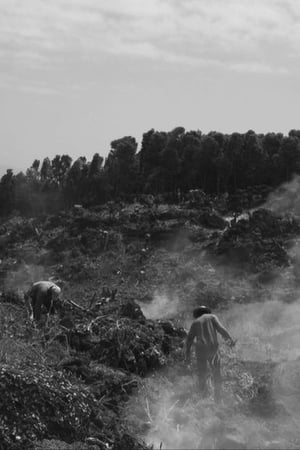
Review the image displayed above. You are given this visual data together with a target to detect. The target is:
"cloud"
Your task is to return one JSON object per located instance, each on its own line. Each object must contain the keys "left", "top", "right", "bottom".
{"left": 0, "top": 0, "right": 299, "bottom": 79}
{"left": 0, "top": 75, "right": 59, "bottom": 95}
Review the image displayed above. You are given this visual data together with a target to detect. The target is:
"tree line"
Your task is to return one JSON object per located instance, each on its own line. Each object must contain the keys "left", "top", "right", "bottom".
{"left": 1, "top": 127, "right": 300, "bottom": 216}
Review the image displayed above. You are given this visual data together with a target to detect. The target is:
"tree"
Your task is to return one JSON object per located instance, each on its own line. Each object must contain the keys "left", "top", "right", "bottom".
{"left": 280, "top": 136, "right": 300, "bottom": 181}
{"left": 31, "top": 159, "right": 40, "bottom": 172}
{"left": 288, "top": 129, "right": 300, "bottom": 140}
{"left": 105, "top": 136, "right": 138, "bottom": 197}
{"left": 160, "top": 127, "right": 185, "bottom": 193}
{"left": 40, "top": 158, "right": 53, "bottom": 182}
{"left": 225, "top": 132, "right": 245, "bottom": 192}
{"left": 196, "top": 135, "right": 220, "bottom": 192}
{"left": 262, "top": 133, "right": 283, "bottom": 185}
{"left": 64, "top": 157, "right": 88, "bottom": 204}
{"left": 179, "top": 131, "right": 202, "bottom": 191}
{"left": 243, "top": 130, "right": 264, "bottom": 186}
{"left": 88, "top": 153, "right": 103, "bottom": 178}
{"left": 139, "top": 129, "right": 168, "bottom": 189}
{"left": 51, "top": 154, "right": 72, "bottom": 185}
{"left": 85, "top": 153, "right": 106, "bottom": 205}
{"left": 0, "top": 169, "right": 16, "bottom": 215}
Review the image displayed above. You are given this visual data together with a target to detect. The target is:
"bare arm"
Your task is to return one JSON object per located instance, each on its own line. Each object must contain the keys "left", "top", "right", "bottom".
{"left": 185, "top": 322, "right": 196, "bottom": 361}
{"left": 212, "top": 315, "right": 234, "bottom": 344}
{"left": 24, "top": 291, "right": 33, "bottom": 320}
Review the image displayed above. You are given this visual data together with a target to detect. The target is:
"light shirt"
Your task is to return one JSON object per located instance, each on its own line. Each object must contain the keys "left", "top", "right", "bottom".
{"left": 187, "top": 314, "right": 231, "bottom": 349}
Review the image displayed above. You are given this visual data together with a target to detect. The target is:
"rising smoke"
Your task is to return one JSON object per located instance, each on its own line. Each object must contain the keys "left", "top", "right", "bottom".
{"left": 139, "top": 291, "right": 181, "bottom": 320}
{"left": 263, "top": 174, "right": 300, "bottom": 216}
{"left": 3, "top": 263, "right": 47, "bottom": 293}
{"left": 137, "top": 290, "right": 300, "bottom": 449}
{"left": 129, "top": 180, "right": 300, "bottom": 449}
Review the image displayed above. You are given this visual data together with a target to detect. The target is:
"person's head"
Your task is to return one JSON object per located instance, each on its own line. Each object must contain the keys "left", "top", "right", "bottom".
{"left": 48, "top": 285, "right": 63, "bottom": 314}
{"left": 47, "top": 285, "right": 61, "bottom": 309}
{"left": 193, "top": 306, "right": 211, "bottom": 318}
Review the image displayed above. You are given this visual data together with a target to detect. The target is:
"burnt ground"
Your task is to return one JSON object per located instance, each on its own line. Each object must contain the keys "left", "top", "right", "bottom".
{"left": 0, "top": 200, "right": 300, "bottom": 449}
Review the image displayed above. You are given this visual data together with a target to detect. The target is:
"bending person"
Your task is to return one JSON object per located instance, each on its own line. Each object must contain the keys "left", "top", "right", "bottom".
{"left": 25, "top": 281, "right": 62, "bottom": 322}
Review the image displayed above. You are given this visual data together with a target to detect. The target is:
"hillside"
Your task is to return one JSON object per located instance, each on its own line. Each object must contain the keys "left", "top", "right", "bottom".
{"left": 0, "top": 197, "right": 300, "bottom": 449}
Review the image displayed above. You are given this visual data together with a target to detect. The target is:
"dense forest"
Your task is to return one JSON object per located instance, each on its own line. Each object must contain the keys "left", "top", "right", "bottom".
{"left": 1, "top": 127, "right": 300, "bottom": 216}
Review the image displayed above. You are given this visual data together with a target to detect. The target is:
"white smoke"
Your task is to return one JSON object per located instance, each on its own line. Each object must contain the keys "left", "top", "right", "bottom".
{"left": 263, "top": 175, "right": 300, "bottom": 216}
{"left": 128, "top": 191, "right": 300, "bottom": 449}
{"left": 3, "top": 263, "right": 47, "bottom": 292}
{"left": 138, "top": 295, "right": 300, "bottom": 449}
{"left": 130, "top": 261, "right": 300, "bottom": 449}
{"left": 139, "top": 291, "right": 181, "bottom": 320}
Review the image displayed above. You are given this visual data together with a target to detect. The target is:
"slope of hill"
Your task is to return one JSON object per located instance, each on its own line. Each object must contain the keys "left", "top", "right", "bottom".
{"left": 0, "top": 199, "right": 300, "bottom": 449}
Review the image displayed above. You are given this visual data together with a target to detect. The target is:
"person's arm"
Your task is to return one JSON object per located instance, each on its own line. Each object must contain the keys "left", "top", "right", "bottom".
{"left": 212, "top": 315, "right": 235, "bottom": 346}
{"left": 48, "top": 285, "right": 61, "bottom": 310}
{"left": 24, "top": 290, "right": 33, "bottom": 320}
{"left": 185, "top": 322, "right": 196, "bottom": 362}
{"left": 34, "top": 291, "right": 43, "bottom": 322}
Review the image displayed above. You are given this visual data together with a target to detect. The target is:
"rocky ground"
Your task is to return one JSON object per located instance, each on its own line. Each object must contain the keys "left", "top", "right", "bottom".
{"left": 0, "top": 197, "right": 300, "bottom": 449}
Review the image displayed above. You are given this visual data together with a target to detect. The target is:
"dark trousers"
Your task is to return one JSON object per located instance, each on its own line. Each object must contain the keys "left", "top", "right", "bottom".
{"left": 196, "top": 345, "right": 221, "bottom": 401}
{"left": 30, "top": 290, "right": 54, "bottom": 321}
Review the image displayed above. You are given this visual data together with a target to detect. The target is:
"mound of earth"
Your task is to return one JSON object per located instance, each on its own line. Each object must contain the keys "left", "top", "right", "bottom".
{"left": 215, "top": 208, "right": 299, "bottom": 271}
{"left": 0, "top": 365, "right": 96, "bottom": 449}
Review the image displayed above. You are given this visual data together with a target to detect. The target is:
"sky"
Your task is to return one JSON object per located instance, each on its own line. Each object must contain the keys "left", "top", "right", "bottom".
{"left": 1, "top": 0, "right": 300, "bottom": 175}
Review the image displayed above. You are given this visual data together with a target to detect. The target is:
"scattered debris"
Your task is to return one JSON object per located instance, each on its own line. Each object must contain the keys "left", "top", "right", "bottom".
{"left": 0, "top": 365, "right": 96, "bottom": 449}
{"left": 215, "top": 208, "right": 299, "bottom": 271}
{"left": 0, "top": 199, "right": 300, "bottom": 449}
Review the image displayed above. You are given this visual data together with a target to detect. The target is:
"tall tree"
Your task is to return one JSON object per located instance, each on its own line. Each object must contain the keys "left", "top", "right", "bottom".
{"left": 0, "top": 169, "right": 15, "bottom": 215}
{"left": 88, "top": 153, "right": 103, "bottom": 178}
{"left": 262, "top": 133, "right": 283, "bottom": 185}
{"left": 139, "top": 129, "right": 168, "bottom": 188}
{"left": 179, "top": 131, "right": 202, "bottom": 191}
{"left": 51, "top": 154, "right": 72, "bottom": 185}
{"left": 64, "top": 157, "right": 88, "bottom": 204}
{"left": 280, "top": 136, "right": 300, "bottom": 181}
{"left": 225, "top": 132, "right": 245, "bottom": 192}
{"left": 105, "top": 136, "right": 138, "bottom": 197}
{"left": 160, "top": 127, "right": 185, "bottom": 193}
{"left": 40, "top": 157, "right": 53, "bottom": 182}
{"left": 86, "top": 153, "right": 106, "bottom": 204}
{"left": 243, "top": 130, "right": 264, "bottom": 186}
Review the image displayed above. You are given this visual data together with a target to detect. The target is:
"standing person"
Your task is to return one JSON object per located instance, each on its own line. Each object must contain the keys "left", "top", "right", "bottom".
{"left": 25, "top": 281, "right": 62, "bottom": 322}
{"left": 185, "top": 306, "right": 235, "bottom": 402}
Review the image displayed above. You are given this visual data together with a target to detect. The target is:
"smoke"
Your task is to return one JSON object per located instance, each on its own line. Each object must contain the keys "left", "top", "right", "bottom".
{"left": 131, "top": 256, "right": 300, "bottom": 449}
{"left": 139, "top": 291, "right": 181, "bottom": 320}
{"left": 138, "top": 295, "right": 300, "bottom": 449}
{"left": 263, "top": 175, "right": 300, "bottom": 215}
{"left": 128, "top": 194, "right": 300, "bottom": 449}
{"left": 223, "top": 298, "right": 300, "bottom": 362}
{"left": 2, "top": 263, "right": 49, "bottom": 293}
